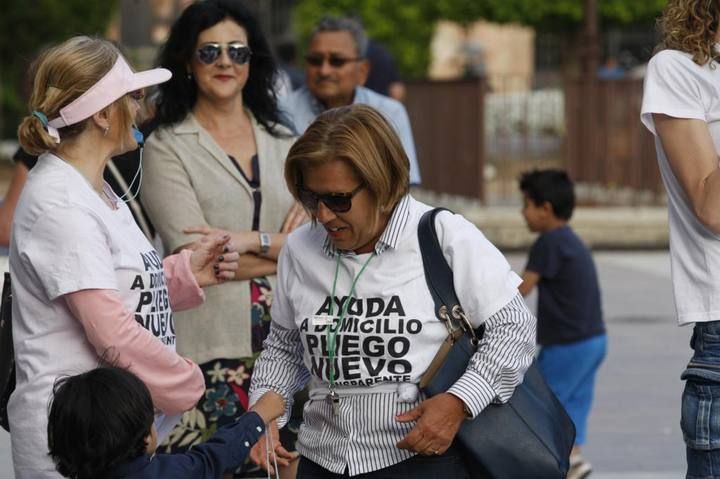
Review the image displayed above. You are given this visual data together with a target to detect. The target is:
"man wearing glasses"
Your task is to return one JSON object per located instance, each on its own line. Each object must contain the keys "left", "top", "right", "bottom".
{"left": 279, "top": 15, "right": 421, "bottom": 185}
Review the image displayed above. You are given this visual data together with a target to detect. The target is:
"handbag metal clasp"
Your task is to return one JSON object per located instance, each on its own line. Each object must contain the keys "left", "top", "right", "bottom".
{"left": 439, "top": 304, "right": 478, "bottom": 346}
{"left": 439, "top": 304, "right": 463, "bottom": 340}
{"left": 452, "top": 305, "right": 479, "bottom": 346}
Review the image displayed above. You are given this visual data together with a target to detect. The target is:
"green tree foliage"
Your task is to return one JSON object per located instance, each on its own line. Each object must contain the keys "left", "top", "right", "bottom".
{"left": 0, "top": 0, "right": 118, "bottom": 138}
{"left": 294, "top": 0, "right": 665, "bottom": 78}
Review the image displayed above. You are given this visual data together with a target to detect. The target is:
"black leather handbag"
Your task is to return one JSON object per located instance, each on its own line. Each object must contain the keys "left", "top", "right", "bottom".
{"left": 418, "top": 208, "right": 575, "bottom": 479}
{"left": 0, "top": 272, "right": 14, "bottom": 432}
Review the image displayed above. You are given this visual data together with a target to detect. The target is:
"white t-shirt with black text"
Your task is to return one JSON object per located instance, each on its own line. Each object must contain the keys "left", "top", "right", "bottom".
{"left": 251, "top": 196, "right": 533, "bottom": 475}
{"left": 9, "top": 154, "right": 178, "bottom": 478}
{"left": 642, "top": 49, "right": 720, "bottom": 325}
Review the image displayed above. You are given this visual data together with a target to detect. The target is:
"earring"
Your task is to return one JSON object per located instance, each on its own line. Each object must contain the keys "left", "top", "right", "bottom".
{"left": 186, "top": 72, "right": 192, "bottom": 80}
{"left": 103, "top": 126, "right": 109, "bottom": 137}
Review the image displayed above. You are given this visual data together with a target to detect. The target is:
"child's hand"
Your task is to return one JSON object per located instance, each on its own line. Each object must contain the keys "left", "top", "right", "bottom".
{"left": 251, "top": 391, "right": 285, "bottom": 424}
{"left": 250, "top": 421, "right": 298, "bottom": 474}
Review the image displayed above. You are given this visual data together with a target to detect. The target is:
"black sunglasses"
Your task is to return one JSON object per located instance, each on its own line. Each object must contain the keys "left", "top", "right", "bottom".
{"left": 298, "top": 184, "right": 365, "bottom": 213}
{"left": 305, "top": 54, "right": 362, "bottom": 68}
{"left": 196, "top": 42, "right": 252, "bottom": 65}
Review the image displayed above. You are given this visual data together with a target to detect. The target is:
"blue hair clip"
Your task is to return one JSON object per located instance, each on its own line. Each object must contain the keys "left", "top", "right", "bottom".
{"left": 32, "top": 111, "right": 49, "bottom": 127}
{"left": 32, "top": 110, "right": 60, "bottom": 142}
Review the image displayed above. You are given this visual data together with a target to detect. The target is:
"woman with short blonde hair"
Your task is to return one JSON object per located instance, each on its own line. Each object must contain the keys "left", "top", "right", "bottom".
{"left": 285, "top": 106, "right": 409, "bottom": 217}
{"left": 249, "top": 104, "right": 536, "bottom": 478}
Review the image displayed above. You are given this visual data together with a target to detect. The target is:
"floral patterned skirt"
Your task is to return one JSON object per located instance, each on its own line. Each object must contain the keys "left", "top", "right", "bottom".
{"left": 160, "top": 277, "right": 283, "bottom": 477}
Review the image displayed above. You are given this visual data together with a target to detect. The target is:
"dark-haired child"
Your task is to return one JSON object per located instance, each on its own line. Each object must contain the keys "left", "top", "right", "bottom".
{"left": 518, "top": 169, "right": 606, "bottom": 479}
{"left": 47, "top": 367, "right": 285, "bottom": 479}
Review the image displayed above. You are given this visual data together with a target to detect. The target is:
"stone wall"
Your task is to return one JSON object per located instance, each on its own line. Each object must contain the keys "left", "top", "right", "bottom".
{"left": 429, "top": 20, "right": 535, "bottom": 93}
{"left": 413, "top": 190, "right": 669, "bottom": 251}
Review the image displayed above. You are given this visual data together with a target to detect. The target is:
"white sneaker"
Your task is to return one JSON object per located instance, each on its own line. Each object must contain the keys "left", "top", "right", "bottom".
{"left": 567, "top": 457, "right": 592, "bottom": 479}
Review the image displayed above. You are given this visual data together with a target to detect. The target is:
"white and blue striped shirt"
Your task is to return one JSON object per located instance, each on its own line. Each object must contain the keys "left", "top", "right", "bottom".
{"left": 249, "top": 195, "right": 536, "bottom": 476}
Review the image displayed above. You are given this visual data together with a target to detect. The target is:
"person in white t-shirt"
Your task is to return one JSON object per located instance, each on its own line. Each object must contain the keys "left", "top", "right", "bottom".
{"left": 246, "top": 104, "right": 536, "bottom": 478}
{"left": 641, "top": 1, "right": 720, "bottom": 477}
{"left": 9, "top": 36, "right": 241, "bottom": 479}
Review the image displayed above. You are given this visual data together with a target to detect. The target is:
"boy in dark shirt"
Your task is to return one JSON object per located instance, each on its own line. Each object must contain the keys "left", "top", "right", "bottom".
{"left": 518, "top": 169, "right": 606, "bottom": 479}
{"left": 47, "top": 367, "right": 285, "bottom": 479}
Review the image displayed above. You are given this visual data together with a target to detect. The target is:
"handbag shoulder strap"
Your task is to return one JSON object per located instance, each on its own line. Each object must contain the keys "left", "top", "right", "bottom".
{"left": 1, "top": 272, "right": 11, "bottom": 323}
{"left": 418, "top": 208, "right": 484, "bottom": 341}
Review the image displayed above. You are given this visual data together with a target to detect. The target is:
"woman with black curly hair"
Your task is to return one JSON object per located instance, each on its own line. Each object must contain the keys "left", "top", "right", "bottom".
{"left": 141, "top": 1, "right": 306, "bottom": 476}
{"left": 642, "top": 1, "right": 720, "bottom": 477}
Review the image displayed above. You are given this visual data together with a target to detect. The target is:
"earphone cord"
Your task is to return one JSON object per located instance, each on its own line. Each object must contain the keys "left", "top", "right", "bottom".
{"left": 118, "top": 146, "right": 144, "bottom": 202}
{"left": 265, "top": 428, "right": 281, "bottom": 479}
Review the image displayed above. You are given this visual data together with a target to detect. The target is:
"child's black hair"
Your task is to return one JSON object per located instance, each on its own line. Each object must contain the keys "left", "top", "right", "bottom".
{"left": 47, "top": 367, "right": 154, "bottom": 479}
{"left": 519, "top": 168, "right": 576, "bottom": 221}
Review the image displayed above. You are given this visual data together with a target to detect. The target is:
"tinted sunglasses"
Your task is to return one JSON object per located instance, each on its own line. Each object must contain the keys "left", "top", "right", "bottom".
{"left": 305, "top": 54, "right": 362, "bottom": 68}
{"left": 298, "top": 184, "right": 365, "bottom": 213}
{"left": 196, "top": 42, "right": 252, "bottom": 65}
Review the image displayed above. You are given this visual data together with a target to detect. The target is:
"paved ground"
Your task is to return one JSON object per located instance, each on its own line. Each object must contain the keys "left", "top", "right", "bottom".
{"left": 508, "top": 251, "right": 686, "bottom": 478}
{"left": 0, "top": 251, "right": 688, "bottom": 477}
{"left": 592, "top": 252, "right": 686, "bottom": 477}
{"left": 588, "top": 254, "right": 685, "bottom": 477}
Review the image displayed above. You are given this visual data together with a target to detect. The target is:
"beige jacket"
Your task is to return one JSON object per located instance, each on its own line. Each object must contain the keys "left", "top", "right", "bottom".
{"left": 142, "top": 112, "right": 296, "bottom": 362}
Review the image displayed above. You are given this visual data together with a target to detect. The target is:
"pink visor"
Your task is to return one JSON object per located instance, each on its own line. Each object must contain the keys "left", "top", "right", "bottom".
{"left": 46, "top": 55, "right": 171, "bottom": 139}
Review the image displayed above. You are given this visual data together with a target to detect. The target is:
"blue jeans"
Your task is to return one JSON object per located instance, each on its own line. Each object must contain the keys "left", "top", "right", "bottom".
{"left": 537, "top": 333, "right": 607, "bottom": 446}
{"left": 682, "top": 321, "right": 720, "bottom": 479}
{"left": 297, "top": 443, "right": 472, "bottom": 479}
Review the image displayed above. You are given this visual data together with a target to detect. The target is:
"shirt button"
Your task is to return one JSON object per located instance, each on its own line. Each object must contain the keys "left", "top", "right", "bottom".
{"left": 244, "top": 441, "right": 250, "bottom": 447}
{"left": 256, "top": 426, "right": 262, "bottom": 432}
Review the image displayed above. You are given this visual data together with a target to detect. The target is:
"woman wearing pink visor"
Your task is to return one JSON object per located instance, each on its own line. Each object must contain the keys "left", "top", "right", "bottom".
{"left": 10, "top": 36, "right": 239, "bottom": 478}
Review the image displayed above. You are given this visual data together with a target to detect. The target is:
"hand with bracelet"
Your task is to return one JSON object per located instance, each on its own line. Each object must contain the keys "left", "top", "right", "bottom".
{"left": 183, "top": 203, "right": 308, "bottom": 262}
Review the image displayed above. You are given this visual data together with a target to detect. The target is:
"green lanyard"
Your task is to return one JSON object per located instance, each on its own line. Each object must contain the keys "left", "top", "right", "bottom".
{"left": 327, "top": 252, "right": 375, "bottom": 391}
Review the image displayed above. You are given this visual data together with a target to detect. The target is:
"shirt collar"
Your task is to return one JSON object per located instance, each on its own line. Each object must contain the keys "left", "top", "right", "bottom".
{"left": 322, "top": 194, "right": 411, "bottom": 257}
{"left": 309, "top": 87, "right": 360, "bottom": 115}
{"left": 309, "top": 92, "right": 324, "bottom": 116}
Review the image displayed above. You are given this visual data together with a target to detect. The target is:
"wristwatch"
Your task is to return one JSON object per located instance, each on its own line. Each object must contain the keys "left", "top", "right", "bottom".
{"left": 259, "top": 232, "right": 271, "bottom": 255}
